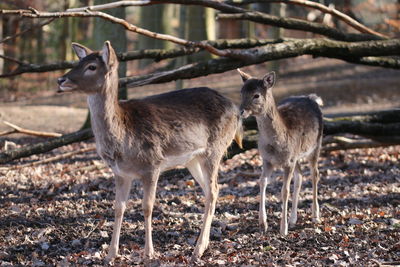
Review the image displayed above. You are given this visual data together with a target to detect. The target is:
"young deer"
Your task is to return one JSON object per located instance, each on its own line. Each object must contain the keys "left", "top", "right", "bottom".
{"left": 238, "top": 69, "right": 323, "bottom": 235}
{"left": 57, "top": 41, "right": 242, "bottom": 262}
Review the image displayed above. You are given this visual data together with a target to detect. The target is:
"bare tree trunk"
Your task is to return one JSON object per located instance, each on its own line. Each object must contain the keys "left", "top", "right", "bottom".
{"left": 93, "top": 0, "right": 127, "bottom": 99}
{"left": 60, "top": 0, "right": 70, "bottom": 61}
{"left": 187, "top": 6, "right": 215, "bottom": 62}
{"left": 138, "top": 5, "right": 173, "bottom": 68}
{"left": 268, "top": 3, "right": 285, "bottom": 73}
{"left": 0, "top": 17, "right": 3, "bottom": 75}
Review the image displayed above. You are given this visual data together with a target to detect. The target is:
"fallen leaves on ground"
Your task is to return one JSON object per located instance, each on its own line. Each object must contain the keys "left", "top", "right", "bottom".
{"left": 0, "top": 143, "right": 399, "bottom": 266}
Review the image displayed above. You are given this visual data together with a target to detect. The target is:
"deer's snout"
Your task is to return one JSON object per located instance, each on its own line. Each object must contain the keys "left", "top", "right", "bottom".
{"left": 240, "top": 108, "right": 251, "bottom": 119}
{"left": 57, "top": 77, "right": 66, "bottom": 86}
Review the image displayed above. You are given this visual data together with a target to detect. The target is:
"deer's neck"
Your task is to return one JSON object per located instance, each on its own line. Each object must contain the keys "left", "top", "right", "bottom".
{"left": 256, "top": 93, "right": 287, "bottom": 144}
{"left": 87, "top": 70, "right": 126, "bottom": 145}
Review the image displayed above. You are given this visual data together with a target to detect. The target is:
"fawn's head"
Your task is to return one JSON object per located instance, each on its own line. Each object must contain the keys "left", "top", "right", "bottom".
{"left": 57, "top": 41, "right": 118, "bottom": 94}
{"left": 238, "top": 69, "right": 275, "bottom": 118}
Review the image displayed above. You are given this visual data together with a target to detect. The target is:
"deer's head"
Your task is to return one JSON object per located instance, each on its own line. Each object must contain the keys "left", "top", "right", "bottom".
{"left": 238, "top": 69, "right": 275, "bottom": 118}
{"left": 57, "top": 41, "right": 118, "bottom": 94}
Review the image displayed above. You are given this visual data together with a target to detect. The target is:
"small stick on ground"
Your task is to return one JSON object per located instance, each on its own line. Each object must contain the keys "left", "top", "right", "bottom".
{"left": 2, "top": 121, "right": 63, "bottom": 137}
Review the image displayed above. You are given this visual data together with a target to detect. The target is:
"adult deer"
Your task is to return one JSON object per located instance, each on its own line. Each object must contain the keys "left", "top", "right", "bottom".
{"left": 238, "top": 69, "right": 323, "bottom": 235}
{"left": 57, "top": 41, "right": 242, "bottom": 262}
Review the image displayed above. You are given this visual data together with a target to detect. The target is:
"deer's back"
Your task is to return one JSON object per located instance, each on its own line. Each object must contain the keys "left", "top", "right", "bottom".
{"left": 278, "top": 95, "right": 323, "bottom": 136}
{"left": 118, "top": 87, "right": 238, "bottom": 166}
{"left": 276, "top": 95, "right": 323, "bottom": 159}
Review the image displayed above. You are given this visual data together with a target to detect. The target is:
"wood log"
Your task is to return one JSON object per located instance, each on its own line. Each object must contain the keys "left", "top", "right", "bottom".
{"left": 2, "top": 110, "right": 400, "bottom": 164}
{"left": 0, "top": 128, "right": 93, "bottom": 164}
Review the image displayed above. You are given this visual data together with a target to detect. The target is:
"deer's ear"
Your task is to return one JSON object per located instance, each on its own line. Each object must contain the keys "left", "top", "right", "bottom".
{"left": 101, "top": 41, "right": 117, "bottom": 68}
{"left": 263, "top": 71, "right": 275, "bottom": 89}
{"left": 71, "top": 43, "right": 92, "bottom": 60}
{"left": 237, "top": 68, "right": 252, "bottom": 83}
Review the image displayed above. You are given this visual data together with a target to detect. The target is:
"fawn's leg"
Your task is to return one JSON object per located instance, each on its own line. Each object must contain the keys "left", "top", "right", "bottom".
{"left": 187, "top": 156, "right": 219, "bottom": 261}
{"left": 309, "top": 153, "right": 321, "bottom": 223}
{"left": 289, "top": 163, "right": 302, "bottom": 227}
{"left": 107, "top": 175, "right": 132, "bottom": 261}
{"left": 259, "top": 161, "right": 273, "bottom": 232}
{"left": 141, "top": 170, "right": 160, "bottom": 259}
{"left": 280, "top": 164, "right": 296, "bottom": 236}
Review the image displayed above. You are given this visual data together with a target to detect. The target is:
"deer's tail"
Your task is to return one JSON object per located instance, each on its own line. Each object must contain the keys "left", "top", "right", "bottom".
{"left": 309, "top": 94, "right": 324, "bottom": 107}
{"left": 234, "top": 117, "right": 243, "bottom": 149}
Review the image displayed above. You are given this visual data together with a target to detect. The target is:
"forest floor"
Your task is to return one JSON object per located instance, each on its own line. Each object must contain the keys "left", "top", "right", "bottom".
{"left": 0, "top": 57, "right": 399, "bottom": 266}
{"left": 0, "top": 142, "right": 399, "bottom": 266}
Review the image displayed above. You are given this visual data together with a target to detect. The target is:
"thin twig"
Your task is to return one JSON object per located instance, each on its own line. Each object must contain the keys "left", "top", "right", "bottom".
{"left": 0, "top": 54, "right": 27, "bottom": 65}
{"left": 3, "top": 121, "right": 63, "bottom": 138}
{"left": 0, "top": 18, "right": 55, "bottom": 44}
{"left": 63, "top": 0, "right": 385, "bottom": 40}
{"left": 0, "top": 129, "right": 17, "bottom": 136}
{"left": 225, "top": 0, "right": 388, "bottom": 38}
{"left": 0, "top": 9, "right": 231, "bottom": 58}
{"left": 67, "top": 0, "right": 151, "bottom": 12}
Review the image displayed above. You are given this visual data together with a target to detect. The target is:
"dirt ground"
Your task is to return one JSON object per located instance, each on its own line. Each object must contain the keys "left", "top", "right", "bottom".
{"left": 0, "top": 57, "right": 399, "bottom": 266}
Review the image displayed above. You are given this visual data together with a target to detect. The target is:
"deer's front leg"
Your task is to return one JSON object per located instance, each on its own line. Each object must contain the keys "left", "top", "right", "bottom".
{"left": 259, "top": 161, "right": 273, "bottom": 232}
{"left": 280, "top": 164, "right": 295, "bottom": 236}
{"left": 106, "top": 175, "right": 132, "bottom": 261}
{"left": 141, "top": 170, "right": 160, "bottom": 259}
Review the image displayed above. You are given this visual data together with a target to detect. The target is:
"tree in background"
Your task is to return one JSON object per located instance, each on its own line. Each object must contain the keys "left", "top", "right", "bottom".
{"left": 137, "top": 5, "right": 174, "bottom": 68}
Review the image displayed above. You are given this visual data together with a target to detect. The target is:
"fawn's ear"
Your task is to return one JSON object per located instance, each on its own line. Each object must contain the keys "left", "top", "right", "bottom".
{"left": 237, "top": 68, "right": 252, "bottom": 82}
{"left": 101, "top": 40, "right": 118, "bottom": 69}
{"left": 71, "top": 42, "right": 92, "bottom": 60}
{"left": 262, "top": 71, "right": 275, "bottom": 89}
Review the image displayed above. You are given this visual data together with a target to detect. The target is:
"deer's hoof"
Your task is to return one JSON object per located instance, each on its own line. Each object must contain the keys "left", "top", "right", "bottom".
{"left": 288, "top": 216, "right": 297, "bottom": 228}
{"left": 104, "top": 254, "right": 117, "bottom": 264}
{"left": 259, "top": 222, "right": 268, "bottom": 233}
{"left": 144, "top": 250, "right": 155, "bottom": 260}
{"left": 280, "top": 226, "right": 288, "bottom": 236}
{"left": 312, "top": 217, "right": 321, "bottom": 224}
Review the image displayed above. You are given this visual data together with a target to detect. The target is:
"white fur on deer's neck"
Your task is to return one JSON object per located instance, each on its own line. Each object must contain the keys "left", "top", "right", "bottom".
{"left": 87, "top": 67, "right": 126, "bottom": 150}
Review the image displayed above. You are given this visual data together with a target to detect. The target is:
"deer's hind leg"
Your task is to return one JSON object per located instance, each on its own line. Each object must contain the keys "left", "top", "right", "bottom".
{"left": 186, "top": 154, "right": 221, "bottom": 261}
{"left": 309, "top": 149, "right": 321, "bottom": 223}
{"left": 280, "top": 163, "right": 296, "bottom": 236}
{"left": 289, "top": 163, "right": 302, "bottom": 228}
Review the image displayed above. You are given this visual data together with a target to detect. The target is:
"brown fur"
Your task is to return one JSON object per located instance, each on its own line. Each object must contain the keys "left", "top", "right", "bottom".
{"left": 57, "top": 41, "right": 242, "bottom": 262}
{"left": 238, "top": 69, "right": 323, "bottom": 236}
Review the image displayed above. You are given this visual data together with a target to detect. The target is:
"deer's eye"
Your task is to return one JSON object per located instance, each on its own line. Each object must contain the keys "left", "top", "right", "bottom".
{"left": 88, "top": 65, "right": 97, "bottom": 71}
{"left": 253, "top": 94, "right": 260, "bottom": 99}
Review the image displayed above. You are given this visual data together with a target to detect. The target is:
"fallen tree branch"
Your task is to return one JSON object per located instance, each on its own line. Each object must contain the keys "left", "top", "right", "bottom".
{"left": 325, "top": 109, "right": 400, "bottom": 124}
{"left": 217, "top": 12, "right": 383, "bottom": 42}
{"left": 121, "top": 38, "right": 400, "bottom": 88}
{"left": 322, "top": 136, "right": 398, "bottom": 152}
{"left": 224, "top": 0, "right": 388, "bottom": 38}
{"left": 2, "top": 110, "right": 400, "bottom": 164}
{"left": 243, "top": 110, "right": 400, "bottom": 137}
{"left": 0, "top": 38, "right": 276, "bottom": 78}
{"left": 0, "top": 128, "right": 93, "bottom": 164}
{"left": 2, "top": 121, "right": 62, "bottom": 138}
